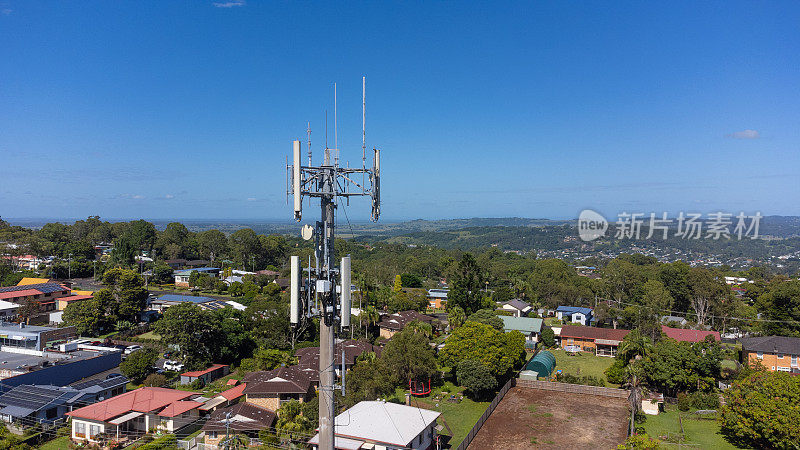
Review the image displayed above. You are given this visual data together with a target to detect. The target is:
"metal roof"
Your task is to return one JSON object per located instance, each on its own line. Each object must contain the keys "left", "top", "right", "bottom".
{"left": 0, "top": 385, "right": 80, "bottom": 416}
{"left": 156, "top": 294, "right": 216, "bottom": 304}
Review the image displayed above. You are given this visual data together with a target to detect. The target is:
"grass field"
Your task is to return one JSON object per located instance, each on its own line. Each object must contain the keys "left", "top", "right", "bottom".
{"left": 387, "top": 382, "right": 489, "bottom": 448}
{"left": 643, "top": 406, "right": 746, "bottom": 449}
{"left": 549, "top": 348, "right": 617, "bottom": 386}
{"left": 135, "top": 331, "right": 161, "bottom": 340}
{"left": 37, "top": 436, "right": 70, "bottom": 450}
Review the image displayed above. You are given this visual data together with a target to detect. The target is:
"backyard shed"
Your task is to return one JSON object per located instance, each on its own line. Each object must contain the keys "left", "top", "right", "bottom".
{"left": 525, "top": 350, "right": 556, "bottom": 378}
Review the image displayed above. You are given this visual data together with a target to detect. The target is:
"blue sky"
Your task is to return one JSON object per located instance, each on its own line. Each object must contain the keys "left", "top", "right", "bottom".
{"left": 1, "top": 1, "right": 799, "bottom": 222}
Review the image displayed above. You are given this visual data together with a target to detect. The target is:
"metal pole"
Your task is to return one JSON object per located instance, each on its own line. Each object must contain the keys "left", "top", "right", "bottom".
{"left": 319, "top": 182, "right": 336, "bottom": 450}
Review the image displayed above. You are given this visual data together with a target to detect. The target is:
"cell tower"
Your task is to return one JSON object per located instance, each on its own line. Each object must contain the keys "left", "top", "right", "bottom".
{"left": 286, "top": 77, "right": 380, "bottom": 450}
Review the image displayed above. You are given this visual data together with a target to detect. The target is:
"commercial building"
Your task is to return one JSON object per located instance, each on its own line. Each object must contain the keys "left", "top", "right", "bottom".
{"left": 0, "top": 323, "right": 77, "bottom": 351}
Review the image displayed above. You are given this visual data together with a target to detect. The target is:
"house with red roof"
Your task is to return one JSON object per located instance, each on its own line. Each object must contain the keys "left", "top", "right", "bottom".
{"left": 179, "top": 364, "right": 229, "bottom": 386}
{"left": 65, "top": 387, "right": 203, "bottom": 444}
{"left": 559, "top": 325, "right": 630, "bottom": 357}
{"left": 661, "top": 325, "right": 720, "bottom": 343}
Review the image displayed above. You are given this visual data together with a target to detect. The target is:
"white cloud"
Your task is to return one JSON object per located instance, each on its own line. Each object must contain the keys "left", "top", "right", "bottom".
{"left": 132, "top": 194, "right": 145, "bottom": 199}
{"left": 727, "top": 129, "right": 760, "bottom": 139}
{"left": 1, "top": 9, "right": 12, "bottom": 15}
{"left": 247, "top": 197, "right": 257, "bottom": 201}
{"left": 164, "top": 194, "right": 175, "bottom": 199}
{"left": 213, "top": 0, "right": 244, "bottom": 7}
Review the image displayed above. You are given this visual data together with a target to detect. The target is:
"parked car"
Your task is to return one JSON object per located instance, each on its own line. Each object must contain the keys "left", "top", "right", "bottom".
{"left": 106, "top": 373, "right": 124, "bottom": 379}
{"left": 124, "top": 345, "right": 142, "bottom": 355}
{"left": 163, "top": 360, "right": 184, "bottom": 372}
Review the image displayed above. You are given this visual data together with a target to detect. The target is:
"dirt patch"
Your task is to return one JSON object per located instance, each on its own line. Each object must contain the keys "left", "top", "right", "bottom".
{"left": 467, "top": 386, "right": 629, "bottom": 450}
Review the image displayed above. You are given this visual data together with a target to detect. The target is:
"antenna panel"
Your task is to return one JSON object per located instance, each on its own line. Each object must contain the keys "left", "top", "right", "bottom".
{"left": 290, "top": 255, "right": 301, "bottom": 324}
{"left": 340, "top": 256, "right": 351, "bottom": 328}
{"left": 293, "top": 140, "right": 302, "bottom": 221}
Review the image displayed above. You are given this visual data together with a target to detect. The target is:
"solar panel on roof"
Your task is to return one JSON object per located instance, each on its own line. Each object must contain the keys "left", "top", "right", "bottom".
{"left": 0, "top": 385, "right": 78, "bottom": 410}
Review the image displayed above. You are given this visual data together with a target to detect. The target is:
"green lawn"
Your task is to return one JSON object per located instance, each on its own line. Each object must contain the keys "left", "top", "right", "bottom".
{"left": 37, "top": 436, "right": 70, "bottom": 450}
{"left": 549, "top": 348, "right": 617, "bottom": 386}
{"left": 643, "top": 406, "right": 747, "bottom": 449}
{"left": 387, "top": 382, "right": 489, "bottom": 448}
{"left": 136, "top": 331, "right": 161, "bottom": 340}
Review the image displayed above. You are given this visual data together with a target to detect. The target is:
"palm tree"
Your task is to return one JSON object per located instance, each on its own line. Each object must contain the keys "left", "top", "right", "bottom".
{"left": 361, "top": 306, "right": 380, "bottom": 338}
{"left": 617, "top": 329, "right": 653, "bottom": 364}
{"left": 624, "top": 363, "right": 646, "bottom": 436}
{"left": 447, "top": 306, "right": 466, "bottom": 330}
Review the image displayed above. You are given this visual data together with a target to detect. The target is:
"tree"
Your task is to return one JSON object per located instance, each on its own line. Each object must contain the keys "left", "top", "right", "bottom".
{"left": 447, "top": 305, "right": 466, "bottom": 329}
{"left": 466, "top": 308, "right": 504, "bottom": 331}
{"left": 228, "top": 228, "right": 261, "bottom": 268}
{"left": 439, "top": 322, "right": 524, "bottom": 378}
{"left": 393, "top": 274, "right": 403, "bottom": 294}
{"left": 197, "top": 229, "right": 228, "bottom": 264}
{"left": 120, "top": 348, "right": 158, "bottom": 383}
{"left": 238, "top": 348, "right": 294, "bottom": 373}
{"left": 380, "top": 328, "right": 437, "bottom": 384}
{"left": 275, "top": 400, "right": 314, "bottom": 441}
{"left": 154, "top": 303, "right": 220, "bottom": 369}
{"left": 687, "top": 268, "right": 726, "bottom": 327}
{"left": 639, "top": 280, "right": 673, "bottom": 341}
{"left": 457, "top": 359, "right": 497, "bottom": 397}
{"left": 757, "top": 280, "right": 800, "bottom": 336}
{"left": 400, "top": 273, "right": 422, "bottom": 288}
{"left": 155, "top": 222, "right": 192, "bottom": 259}
{"left": 142, "top": 373, "right": 167, "bottom": 387}
{"left": 448, "top": 253, "right": 486, "bottom": 315}
{"left": 63, "top": 298, "right": 106, "bottom": 336}
{"left": 405, "top": 320, "right": 433, "bottom": 338}
{"left": 102, "top": 268, "right": 149, "bottom": 321}
{"left": 617, "top": 329, "right": 653, "bottom": 365}
{"left": 342, "top": 358, "right": 394, "bottom": 409}
{"left": 720, "top": 371, "right": 800, "bottom": 449}
{"left": 540, "top": 327, "right": 555, "bottom": 348}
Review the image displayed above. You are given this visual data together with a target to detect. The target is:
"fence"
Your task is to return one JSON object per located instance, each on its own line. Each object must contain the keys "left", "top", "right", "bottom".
{"left": 515, "top": 378, "right": 628, "bottom": 398}
{"left": 454, "top": 377, "right": 515, "bottom": 450}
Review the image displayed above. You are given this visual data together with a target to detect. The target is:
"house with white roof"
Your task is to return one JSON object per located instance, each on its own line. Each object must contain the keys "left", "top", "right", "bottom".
{"left": 308, "top": 400, "right": 440, "bottom": 450}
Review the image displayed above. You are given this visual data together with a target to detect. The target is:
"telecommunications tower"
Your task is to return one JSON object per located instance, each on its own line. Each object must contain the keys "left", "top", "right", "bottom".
{"left": 286, "top": 77, "right": 380, "bottom": 450}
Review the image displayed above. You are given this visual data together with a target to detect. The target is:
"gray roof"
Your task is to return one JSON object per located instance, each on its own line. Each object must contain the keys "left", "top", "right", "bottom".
{"left": 503, "top": 299, "right": 532, "bottom": 311}
{"left": 0, "top": 385, "right": 80, "bottom": 418}
{"left": 741, "top": 336, "right": 800, "bottom": 355}
{"left": 500, "top": 316, "right": 543, "bottom": 335}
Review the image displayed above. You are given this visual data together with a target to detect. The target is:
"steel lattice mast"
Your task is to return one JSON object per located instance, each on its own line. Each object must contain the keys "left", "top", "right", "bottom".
{"left": 286, "top": 77, "right": 380, "bottom": 450}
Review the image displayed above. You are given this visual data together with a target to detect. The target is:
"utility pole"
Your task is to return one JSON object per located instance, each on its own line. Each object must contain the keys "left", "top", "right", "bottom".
{"left": 68, "top": 253, "right": 72, "bottom": 280}
{"left": 287, "top": 78, "right": 380, "bottom": 450}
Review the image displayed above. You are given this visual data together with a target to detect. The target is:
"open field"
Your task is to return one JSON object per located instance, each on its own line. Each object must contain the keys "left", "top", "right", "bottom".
{"left": 549, "top": 348, "right": 618, "bottom": 386}
{"left": 468, "top": 386, "right": 628, "bottom": 449}
{"left": 643, "top": 406, "right": 746, "bottom": 449}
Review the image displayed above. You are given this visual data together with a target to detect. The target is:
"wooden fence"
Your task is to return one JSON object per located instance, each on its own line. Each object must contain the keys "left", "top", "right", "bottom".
{"left": 454, "top": 377, "right": 515, "bottom": 450}
{"left": 516, "top": 379, "right": 628, "bottom": 398}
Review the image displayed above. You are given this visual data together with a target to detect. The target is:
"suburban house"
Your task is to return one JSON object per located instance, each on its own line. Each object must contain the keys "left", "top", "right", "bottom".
{"left": 296, "top": 339, "right": 379, "bottom": 376}
{"left": 426, "top": 289, "right": 448, "bottom": 309}
{"left": 555, "top": 306, "right": 594, "bottom": 326}
{"left": 661, "top": 315, "right": 688, "bottom": 327}
{"left": 164, "top": 259, "right": 188, "bottom": 269}
{"left": 0, "top": 376, "right": 127, "bottom": 425}
{"left": 66, "top": 387, "right": 204, "bottom": 444}
{"left": 499, "top": 316, "right": 543, "bottom": 347}
{"left": 741, "top": 336, "right": 800, "bottom": 373}
{"left": 242, "top": 365, "right": 315, "bottom": 411}
{"left": 378, "top": 310, "right": 434, "bottom": 339}
{"left": 499, "top": 299, "right": 532, "bottom": 317}
{"left": 308, "top": 401, "right": 441, "bottom": 450}
{"left": 173, "top": 267, "right": 221, "bottom": 287}
{"left": 150, "top": 294, "right": 220, "bottom": 312}
{"left": 202, "top": 402, "right": 276, "bottom": 448}
{"left": 661, "top": 325, "right": 720, "bottom": 343}
{"left": 559, "top": 325, "right": 630, "bottom": 357}
{"left": 180, "top": 364, "right": 230, "bottom": 385}
{"left": 198, "top": 382, "right": 247, "bottom": 414}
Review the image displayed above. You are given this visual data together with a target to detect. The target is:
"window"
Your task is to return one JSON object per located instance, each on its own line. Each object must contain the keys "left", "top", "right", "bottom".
{"left": 89, "top": 424, "right": 101, "bottom": 438}
{"left": 777, "top": 367, "right": 790, "bottom": 372}
{"left": 778, "top": 353, "right": 784, "bottom": 359}
{"left": 792, "top": 356, "right": 798, "bottom": 366}
{"left": 209, "top": 431, "right": 217, "bottom": 438}
{"left": 75, "top": 422, "right": 86, "bottom": 438}
{"left": 756, "top": 352, "right": 763, "bottom": 359}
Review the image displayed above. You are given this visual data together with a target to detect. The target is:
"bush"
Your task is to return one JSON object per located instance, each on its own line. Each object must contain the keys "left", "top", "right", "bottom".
{"left": 136, "top": 434, "right": 176, "bottom": 450}
{"left": 540, "top": 327, "right": 555, "bottom": 348}
{"left": 677, "top": 392, "right": 691, "bottom": 411}
{"left": 456, "top": 359, "right": 498, "bottom": 396}
{"left": 690, "top": 391, "right": 719, "bottom": 410}
{"left": 605, "top": 359, "right": 626, "bottom": 385}
{"left": 556, "top": 373, "right": 605, "bottom": 387}
{"left": 190, "top": 378, "right": 205, "bottom": 390}
{"left": 142, "top": 373, "right": 167, "bottom": 387}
